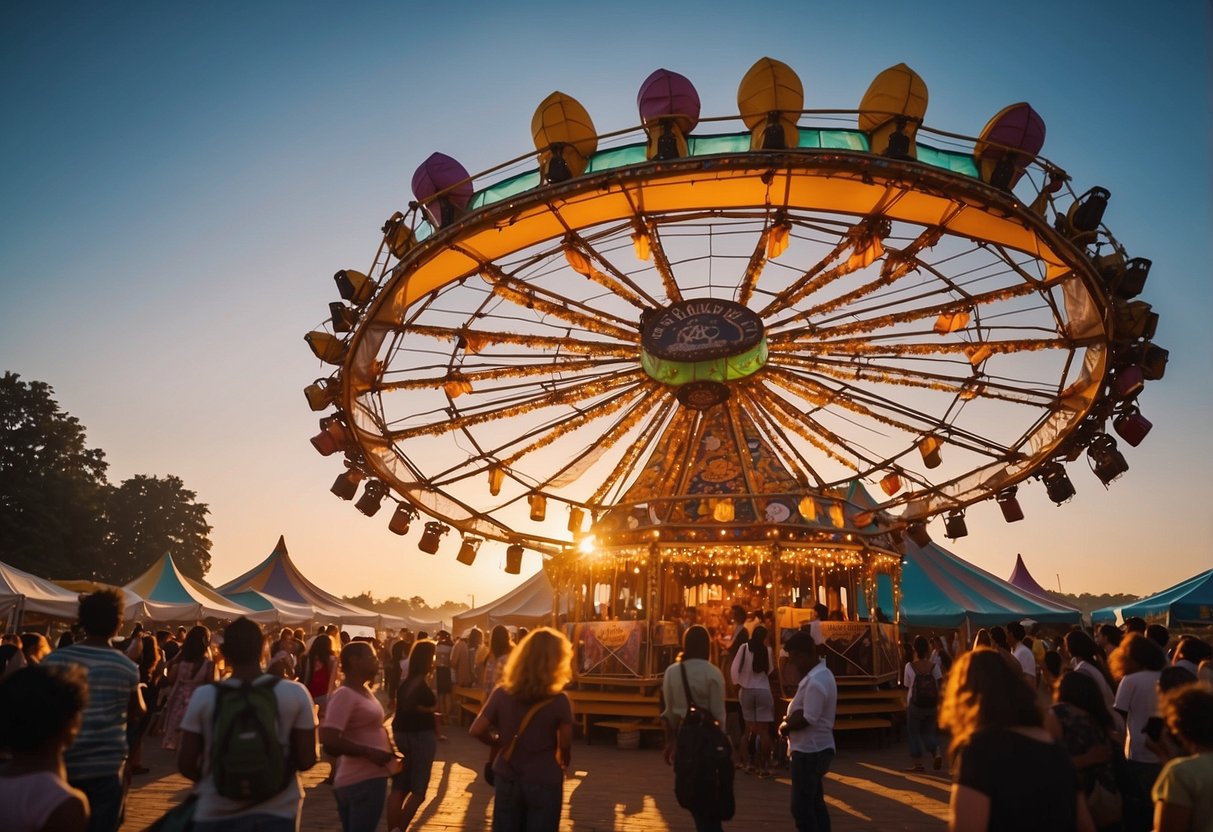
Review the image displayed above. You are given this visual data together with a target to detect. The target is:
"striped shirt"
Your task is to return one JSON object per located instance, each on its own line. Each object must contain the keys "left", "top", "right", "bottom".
{"left": 43, "top": 644, "right": 140, "bottom": 780}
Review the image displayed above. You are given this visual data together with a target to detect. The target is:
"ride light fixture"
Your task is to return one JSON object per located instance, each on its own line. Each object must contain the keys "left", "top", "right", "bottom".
{"left": 1113, "top": 407, "right": 1152, "bottom": 447}
{"left": 418, "top": 522, "right": 450, "bottom": 554}
{"left": 334, "top": 269, "right": 373, "bottom": 305}
{"left": 504, "top": 544, "right": 524, "bottom": 574}
{"left": 1112, "top": 365, "right": 1145, "bottom": 400}
{"left": 1088, "top": 434, "right": 1129, "bottom": 486}
{"left": 996, "top": 486, "right": 1025, "bottom": 523}
{"left": 388, "top": 504, "right": 415, "bottom": 535}
{"left": 456, "top": 536, "right": 482, "bottom": 566}
{"left": 304, "top": 378, "right": 338, "bottom": 412}
{"left": 355, "top": 480, "right": 388, "bottom": 517}
{"left": 330, "top": 469, "right": 363, "bottom": 501}
{"left": 1039, "top": 461, "right": 1076, "bottom": 504}
{"left": 906, "top": 522, "right": 931, "bottom": 548}
{"left": 304, "top": 331, "right": 347, "bottom": 365}
{"left": 944, "top": 510, "right": 968, "bottom": 540}
{"left": 567, "top": 507, "right": 585, "bottom": 534}
{"left": 528, "top": 493, "right": 547, "bottom": 522}
{"left": 329, "top": 302, "right": 358, "bottom": 334}
{"left": 310, "top": 416, "right": 347, "bottom": 457}
{"left": 1067, "top": 186, "right": 1110, "bottom": 233}
{"left": 919, "top": 435, "right": 942, "bottom": 469}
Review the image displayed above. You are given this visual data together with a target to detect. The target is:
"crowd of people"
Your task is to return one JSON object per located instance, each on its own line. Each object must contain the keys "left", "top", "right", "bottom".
{"left": 2, "top": 589, "right": 1211, "bottom": 832}
{"left": 920, "top": 618, "right": 1213, "bottom": 832}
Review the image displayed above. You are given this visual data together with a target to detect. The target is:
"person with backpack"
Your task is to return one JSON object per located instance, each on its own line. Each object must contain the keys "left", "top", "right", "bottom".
{"left": 779, "top": 630, "right": 836, "bottom": 832}
{"left": 176, "top": 617, "right": 318, "bottom": 832}
{"left": 904, "top": 635, "right": 943, "bottom": 772}
{"left": 661, "top": 624, "right": 732, "bottom": 832}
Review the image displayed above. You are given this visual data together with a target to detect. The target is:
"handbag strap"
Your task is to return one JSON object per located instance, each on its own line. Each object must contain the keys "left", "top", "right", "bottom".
{"left": 501, "top": 697, "right": 554, "bottom": 763}
{"left": 678, "top": 661, "right": 698, "bottom": 709}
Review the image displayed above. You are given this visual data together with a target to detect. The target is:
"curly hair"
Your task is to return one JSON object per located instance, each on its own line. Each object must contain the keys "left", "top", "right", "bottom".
{"left": 77, "top": 589, "right": 123, "bottom": 638}
{"left": 1163, "top": 682, "right": 1213, "bottom": 749}
{"left": 502, "top": 627, "right": 572, "bottom": 703}
{"left": 939, "top": 648, "right": 1041, "bottom": 756}
{"left": 0, "top": 665, "right": 88, "bottom": 753}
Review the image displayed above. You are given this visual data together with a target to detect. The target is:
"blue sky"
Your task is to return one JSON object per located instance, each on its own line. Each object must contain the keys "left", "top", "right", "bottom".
{"left": 2, "top": 1, "right": 1210, "bottom": 606}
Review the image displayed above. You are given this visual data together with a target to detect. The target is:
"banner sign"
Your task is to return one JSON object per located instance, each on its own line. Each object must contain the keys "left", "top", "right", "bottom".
{"left": 580, "top": 620, "right": 643, "bottom": 676}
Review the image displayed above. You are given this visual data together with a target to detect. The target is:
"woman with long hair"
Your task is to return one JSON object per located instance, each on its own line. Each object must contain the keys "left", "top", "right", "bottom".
{"left": 482, "top": 625, "right": 512, "bottom": 696}
{"left": 127, "top": 634, "right": 162, "bottom": 775}
{"left": 388, "top": 639, "right": 438, "bottom": 832}
{"left": 1064, "top": 630, "right": 1117, "bottom": 714}
{"left": 1110, "top": 632, "right": 1168, "bottom": 829}
{"left": 940, "top": 648, "right": 1094, "bottom": 832}
{"left": 1049, "top": 671, "right": 1123, "bottom": 830}
{"left": 305, "top": 633, "right": 339, "bottom": 711}
{"left": 470, "top": 628, "right": 574, "bottom": 832}
{"left": 160, "top": 625, "right": 214, "bottom": 751}
{"left": 730, "top": 623, "right": 774, "bottom": 776}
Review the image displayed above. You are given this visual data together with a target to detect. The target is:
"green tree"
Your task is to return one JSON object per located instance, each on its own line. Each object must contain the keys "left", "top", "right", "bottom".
{"left": 100, "top": 475, "right": 213, "bottom": 583}
{"left": 0, "top": 372, "right": 109, "bottom": 577}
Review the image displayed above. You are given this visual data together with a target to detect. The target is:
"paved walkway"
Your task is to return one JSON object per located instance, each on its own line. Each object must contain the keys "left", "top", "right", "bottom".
{"left": 123, "top": 731, "right": 950, "bottom": 831}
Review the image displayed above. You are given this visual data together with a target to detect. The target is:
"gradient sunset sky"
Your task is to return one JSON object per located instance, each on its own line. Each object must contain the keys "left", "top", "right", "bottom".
{"left": 2, "top": 1, "right": 1209, "bottom": 607}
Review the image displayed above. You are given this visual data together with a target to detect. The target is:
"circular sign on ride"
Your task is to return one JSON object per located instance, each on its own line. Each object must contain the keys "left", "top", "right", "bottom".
{"left": 641, "top": 300, "right": 765, "bottom": 362}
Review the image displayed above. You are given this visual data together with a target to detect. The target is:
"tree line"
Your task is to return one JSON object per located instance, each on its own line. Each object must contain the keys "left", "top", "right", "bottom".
{"left": 0, "top": 372, "right": 212, "bottom": 583}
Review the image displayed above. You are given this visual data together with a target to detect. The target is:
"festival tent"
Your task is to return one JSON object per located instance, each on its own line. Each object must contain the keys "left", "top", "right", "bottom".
{"left": 900, "top": 540, "right": 1084, "bottom": 628}
{"left": 54, "top": 579, "right": 150, "bottom": 623}
{"left": 220, "top": 590, "right": 322, "bottom": 626}
{"left": 0, "top": 560, "right": 91, "bottom": 629}
{"left": 451, "top": 569, "right": 563, "bottom": 634}
{"left": 123, "top": 554, "right": 256, "bottom": 623}
{"left": 214, "top": 537, "right": 424, "bottom": 630}
{"left": 1091, "top": 569, "right": 1213, "bottom": 627}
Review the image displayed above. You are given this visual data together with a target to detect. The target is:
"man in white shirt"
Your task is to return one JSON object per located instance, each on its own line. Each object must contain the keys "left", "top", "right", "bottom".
{"left": 177, "top": 618, "right": 318, "bottom": 832}
{"left": 779, "top": 631, "right": 837, "bottom": 832}
{"left": 1007, "top": 621, "right": 1037, "bottom": 687}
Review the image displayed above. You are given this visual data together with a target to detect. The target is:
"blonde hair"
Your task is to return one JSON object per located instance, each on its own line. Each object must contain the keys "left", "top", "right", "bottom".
{"left": 938, "top": 647, "right": 1041, "bottom": 756}
{"left": 502, "top": 627, "right": 573, "bottom": 703}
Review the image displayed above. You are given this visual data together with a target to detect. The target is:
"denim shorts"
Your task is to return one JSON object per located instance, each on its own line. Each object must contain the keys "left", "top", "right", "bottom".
{"left": 740, "top": 686, "right": 775, "bottom": 723}
{"left": 392, "top": 729, "right": 436, "bottom": 796}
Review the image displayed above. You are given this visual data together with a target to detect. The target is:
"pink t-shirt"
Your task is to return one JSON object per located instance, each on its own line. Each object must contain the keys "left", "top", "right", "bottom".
{"left": 322, "top": 686, "right": 392, "bottom": 788}
{"left": 0, "top": 771, "right": 84, "bottom": 832}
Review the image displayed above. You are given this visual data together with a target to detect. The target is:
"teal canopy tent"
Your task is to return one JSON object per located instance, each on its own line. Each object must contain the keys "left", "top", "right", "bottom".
{"left": 1092, "top": 569, "right": 1213, "bottom": 627}
{"left": 899, "top": 540, "right": 1083, "bottom": 629}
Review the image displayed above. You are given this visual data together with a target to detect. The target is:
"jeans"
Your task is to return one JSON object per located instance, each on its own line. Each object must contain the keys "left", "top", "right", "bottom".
{"left": 790, "top": 748, "right": 834, "bottom": 832}
{"left": 335, "top": 776, "right": 388, "bottom": 832}
{"left": 194, "top": 815, "right": 297, "bottom": 832}
{"left": 492, "top": 772, "right": 563, "bottom": 832}
{"left": 905, "top": 705, "right": 939, "bottom": 759}
{"left": 73, "top": 775, "right": 124, "bottom": 832}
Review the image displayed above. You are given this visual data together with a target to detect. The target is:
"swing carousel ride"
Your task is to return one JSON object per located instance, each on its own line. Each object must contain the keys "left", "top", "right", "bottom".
{"left": 303, "top": 59, "right": 1164, "bottom": 681}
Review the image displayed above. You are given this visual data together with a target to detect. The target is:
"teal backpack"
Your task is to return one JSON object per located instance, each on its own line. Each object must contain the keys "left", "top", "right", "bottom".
{"left": 210, "top": 676, "right": 290, "bottom": 802}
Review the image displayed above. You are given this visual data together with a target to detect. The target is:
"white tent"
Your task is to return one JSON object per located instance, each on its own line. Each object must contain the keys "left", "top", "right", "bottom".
{"left": 53, "top": 579, "right": 149, "bottom": 624}
{"left": 451, "top": 570, "right": 561, "bottom": 634}
{"left": 1, "top": 561, "right": 87, "bottom": 629}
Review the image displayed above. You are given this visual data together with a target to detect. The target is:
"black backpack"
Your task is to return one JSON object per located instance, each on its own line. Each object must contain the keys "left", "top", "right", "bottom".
{"left": 910, "top": 662, "right": 939, "bottom": 709}
{"left": 673, "top": 662, "right": 735, "bottom": 820}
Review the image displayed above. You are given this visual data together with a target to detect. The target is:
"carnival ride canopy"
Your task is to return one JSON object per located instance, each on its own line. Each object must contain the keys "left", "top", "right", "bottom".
{"left": 1007, "top": 553, "right": 1078, "bottom": 609}
{"left": 124, "top": 554, "right": 256, "bottom": 623}
{"left": 0, "top": 560, "right": 92, "bottom": 626}
{"left": 451, "top": 569, "right": 563, "bottom": 635}
{"left": 214, "top": 536, "right": 435, "bottom": 631}
{"left": 1091, "top": 569, "right": 1213, "bottom": 627}
{"left": 900, "top": 539, "right": 1082, "bottom": 628}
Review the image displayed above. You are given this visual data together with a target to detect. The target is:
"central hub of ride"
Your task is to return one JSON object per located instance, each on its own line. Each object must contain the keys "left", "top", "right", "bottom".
{"left": 640, "top": 299, "right": 767, "bottom": 409}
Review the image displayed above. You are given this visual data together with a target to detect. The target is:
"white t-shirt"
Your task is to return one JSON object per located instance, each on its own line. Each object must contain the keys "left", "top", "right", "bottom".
{"left": 1113, "top": 669, "right": 1161, "bottom": 763}
{"left": 0, "top": 771, "right": 84, "bottom": 832}
{"left": 787, "top": 660, "right": 836, "bottom": 754}
{"left": 730, "top": 642, "right": 774, "bottom": 690}
{"left": 1012, "top": 643, "right": 1037, "bottom": 679}
{"left": 180, "top": 675, "right": 318, "bottom": 821}
{"left": 903, "top": 659, "right": 942, "bottom": 707}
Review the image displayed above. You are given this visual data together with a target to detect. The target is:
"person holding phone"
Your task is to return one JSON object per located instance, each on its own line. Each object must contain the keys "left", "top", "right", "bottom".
{"left": 1111, "top": 633, "right": 1167, "bottom": 830}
